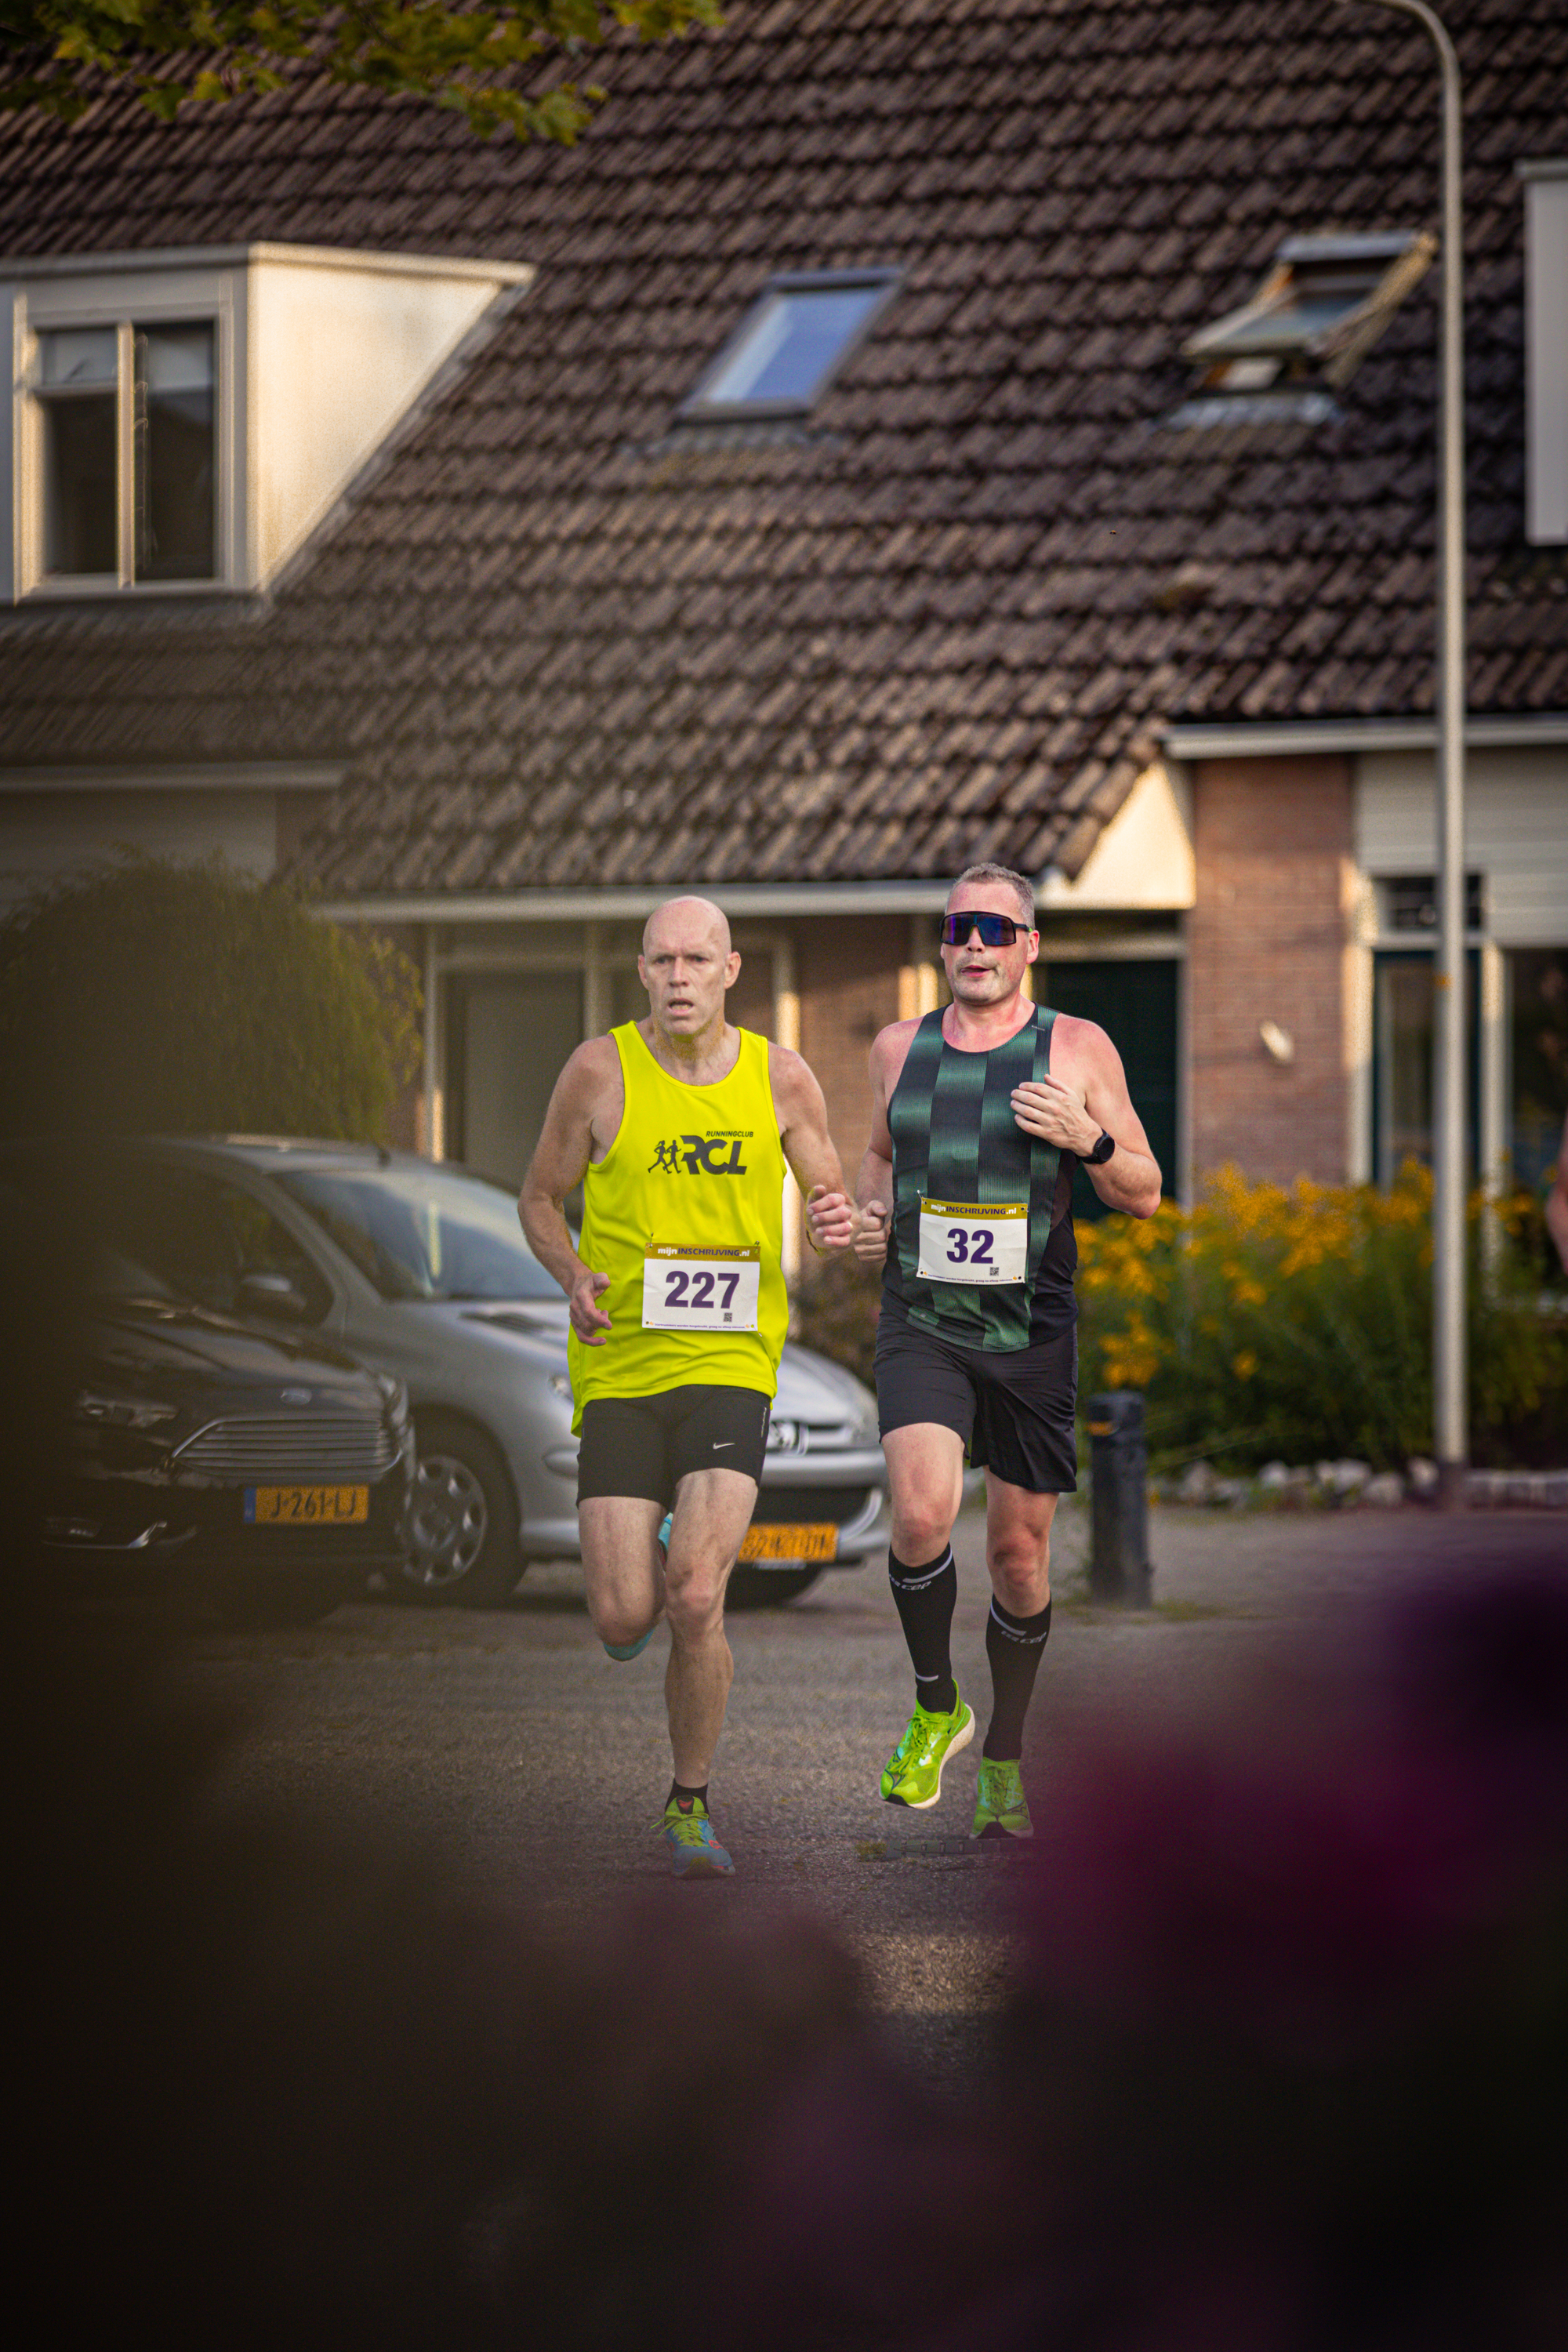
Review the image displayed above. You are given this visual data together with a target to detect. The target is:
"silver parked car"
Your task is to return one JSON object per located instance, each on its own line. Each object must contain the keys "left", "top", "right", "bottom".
{"left": 82, "top": 1139, "right": 887, "bottom": 1608}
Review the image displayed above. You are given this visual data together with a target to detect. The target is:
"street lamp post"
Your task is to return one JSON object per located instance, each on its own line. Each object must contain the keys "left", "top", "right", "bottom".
{"left": 1340, "top": 0, "right": 1468, "bottom": 1504}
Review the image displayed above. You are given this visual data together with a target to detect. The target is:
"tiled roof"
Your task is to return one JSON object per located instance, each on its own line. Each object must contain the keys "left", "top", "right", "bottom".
{"left": 2, "top": 0, "right": 1566, "bottom": 895}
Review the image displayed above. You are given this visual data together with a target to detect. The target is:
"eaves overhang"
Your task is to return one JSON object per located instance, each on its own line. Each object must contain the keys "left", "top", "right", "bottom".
{"left": 319, "top": 879, "right": 961, "bottom": 924}
{"left": 1163, "top": 713, "right": 1568, "bottom": 759}
{"left": 0, "top": 763, "right": 345, "bottom": 791}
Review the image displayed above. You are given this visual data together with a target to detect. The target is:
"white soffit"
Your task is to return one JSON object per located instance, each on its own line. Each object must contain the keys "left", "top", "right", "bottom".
{"left": 1037, "top": 760, "right": 1195, "bottom": 910}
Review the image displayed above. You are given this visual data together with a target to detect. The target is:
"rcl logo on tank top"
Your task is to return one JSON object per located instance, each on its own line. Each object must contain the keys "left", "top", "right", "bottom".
{"left": 647, "top": 1131, "right": 751, "bottom": 1176}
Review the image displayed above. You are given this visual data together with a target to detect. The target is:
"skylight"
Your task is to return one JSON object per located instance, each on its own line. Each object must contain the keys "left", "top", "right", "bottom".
{"left": 1181, "top": 232, "right": 1436, "bottom": 396}
{"left": 683, "top": 271, "right": 899, "bottom": 417}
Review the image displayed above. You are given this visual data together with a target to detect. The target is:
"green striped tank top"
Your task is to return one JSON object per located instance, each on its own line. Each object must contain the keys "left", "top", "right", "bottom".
{"left": 884, "top": 1004, "right": 1065, "bottom": 1352}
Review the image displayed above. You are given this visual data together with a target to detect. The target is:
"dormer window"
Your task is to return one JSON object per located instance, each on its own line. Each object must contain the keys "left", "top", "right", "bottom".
{"left": 683, "top": 270, "right": 898, "bottom": 419}
{"left": 38, "top": 320, "right": 216, "bottom": 583}
{"left": 1170, "top": 231, "right": 1435, "bottom": 427}
{"left": 3, "top": 245, "right": 530, "bottom": 603}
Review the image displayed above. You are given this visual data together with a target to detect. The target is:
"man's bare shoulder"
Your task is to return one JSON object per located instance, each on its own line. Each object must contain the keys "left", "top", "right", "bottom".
{"left": 1049, "top": 1010, "right": 1118, "bottom": 1077}
{"left": 766, "top": 1040, "right": 821, "bottom": 1109}
{"left": 556, "top": 1033, "right": 623, "bottom": 1107}
{"left": 870, "top": 1016, "right": 924, "bottom": 1082}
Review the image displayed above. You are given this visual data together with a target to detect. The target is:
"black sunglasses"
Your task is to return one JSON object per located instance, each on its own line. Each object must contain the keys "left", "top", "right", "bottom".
{"left": 941, "top": 910, "right": 1025, "bottom": 948}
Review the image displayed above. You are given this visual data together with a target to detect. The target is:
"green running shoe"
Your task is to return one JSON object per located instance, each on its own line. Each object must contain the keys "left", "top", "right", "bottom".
{"left": 972, "top": 1755, "right": 1033, "bottom": 1840}
{"left": 662, "top": 1795, "right": 735, "bottom": 1878}
{"left": 880, "top": 1691, "right": 974, "bottom": 1809}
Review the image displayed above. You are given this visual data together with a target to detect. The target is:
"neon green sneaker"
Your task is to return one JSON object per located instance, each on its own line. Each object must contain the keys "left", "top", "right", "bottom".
{"left": 880, "top": 1691, "right": 974, "bottom": 1809}
{"left": 972, "top": 1755, "right": 1033, "bottom": 1840}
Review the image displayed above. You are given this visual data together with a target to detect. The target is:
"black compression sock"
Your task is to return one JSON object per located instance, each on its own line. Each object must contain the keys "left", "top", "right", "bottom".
{"left": 888, "top": 1544, "right": 957, "bottom": 1715}
{"left": 668, "top": 1780, "right": 709, "bottom": 1813}
{"left": 983, "top": 1595, "right": 1052, "bottom": 1759}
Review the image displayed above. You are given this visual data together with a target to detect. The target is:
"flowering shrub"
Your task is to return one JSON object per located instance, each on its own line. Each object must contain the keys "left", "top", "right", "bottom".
{"left": 1077, "top": 1163, "right": 1568, "bottom": 1471}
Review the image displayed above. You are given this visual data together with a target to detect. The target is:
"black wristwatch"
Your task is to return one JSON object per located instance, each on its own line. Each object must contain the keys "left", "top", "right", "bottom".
{"left": 1087, "top": 1130, "right": 1116, "bottom": 1165}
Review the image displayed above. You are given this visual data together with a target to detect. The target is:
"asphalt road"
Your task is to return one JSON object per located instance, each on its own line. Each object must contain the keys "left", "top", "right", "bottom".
{"left": 163, "top": 1496, "right": 1568, "bottom": 2096}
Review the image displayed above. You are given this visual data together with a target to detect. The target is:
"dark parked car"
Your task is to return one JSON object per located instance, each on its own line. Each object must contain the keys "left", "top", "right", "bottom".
{"left": 5, "top": 1158, "right": 414, "bottom": 1624}
{"left": 6, "top": 1136, "right": 887, "bottom": 1608}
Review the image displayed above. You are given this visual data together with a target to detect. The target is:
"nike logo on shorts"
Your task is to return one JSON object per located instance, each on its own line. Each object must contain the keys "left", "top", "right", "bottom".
{"left": 713, "top": 1440, "right": 735, "bottom": 1450}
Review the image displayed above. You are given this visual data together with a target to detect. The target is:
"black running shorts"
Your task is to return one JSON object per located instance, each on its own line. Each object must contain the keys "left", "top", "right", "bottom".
{"left": 576, "top": 1385, "right": 771, "bottom": 1509}
{"left": 873, "top": 1295, "right": 1078, "bottom": 1494}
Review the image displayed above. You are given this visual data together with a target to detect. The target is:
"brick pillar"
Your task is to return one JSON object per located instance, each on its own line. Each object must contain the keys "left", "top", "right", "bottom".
{"left": 797, "top": 916, "right": 906, "bottom": 1192}
{"left": 1189, "top": 755, "right": 1354, "bottom": 1185}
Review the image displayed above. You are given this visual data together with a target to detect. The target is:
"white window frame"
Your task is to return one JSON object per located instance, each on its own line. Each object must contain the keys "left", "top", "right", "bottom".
{"left": 8, "top": 259, "right": 241, "bottom": 599}
{"left": 1519, "top": 161, "right": 1568, "bottom": 545}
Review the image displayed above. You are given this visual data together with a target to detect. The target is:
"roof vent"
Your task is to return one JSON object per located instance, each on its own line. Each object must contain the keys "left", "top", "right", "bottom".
{"left": 1168, "top": 230, "right": 1436, "bottom": 426}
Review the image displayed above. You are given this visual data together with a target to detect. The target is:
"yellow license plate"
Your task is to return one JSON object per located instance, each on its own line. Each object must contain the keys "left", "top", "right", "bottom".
{"left": 245, "top": 1484, "right": 369, "bottom": 1525}
{"left": 739, "top": 1522, "right": 838, "bottom": 1563}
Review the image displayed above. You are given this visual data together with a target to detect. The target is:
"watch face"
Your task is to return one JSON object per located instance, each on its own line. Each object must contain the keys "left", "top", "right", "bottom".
{"left": 1090, "top": 1131, "right": 1115, "bottom": 1163}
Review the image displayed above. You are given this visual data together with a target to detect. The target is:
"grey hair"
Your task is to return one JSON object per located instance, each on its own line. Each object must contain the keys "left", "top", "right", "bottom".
{"left": 947, "top": 862, "right": 1035, "bottom": 927}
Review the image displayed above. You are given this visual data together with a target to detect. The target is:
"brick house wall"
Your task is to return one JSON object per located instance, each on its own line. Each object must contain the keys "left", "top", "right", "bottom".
{"left": 1189, "top": 755, "right": 1354, "bottom": 1185}
{"left": 798, "top": 916, "right": 906, "bottom": 1197}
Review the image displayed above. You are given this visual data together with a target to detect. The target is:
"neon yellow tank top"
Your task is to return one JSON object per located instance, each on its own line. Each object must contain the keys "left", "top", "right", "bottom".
{"left": 568, "top": 1022, "right": 789, "bottom": 1428}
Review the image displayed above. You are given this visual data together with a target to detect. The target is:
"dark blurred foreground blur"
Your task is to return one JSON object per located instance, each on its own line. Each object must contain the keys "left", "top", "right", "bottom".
{"left": 9, "top": 1214, "right": 1567, "bottom": 2349}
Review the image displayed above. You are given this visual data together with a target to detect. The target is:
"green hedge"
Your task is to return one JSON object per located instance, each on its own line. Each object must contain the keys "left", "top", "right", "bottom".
{"left": 792, "top": 1167, "right": 1568, "bottom": 1468}
{"left": 1076, "top": 1164, "right": 1568, "bottom": 1472}
{"left": 0, "top": 855, "right": 420, "bottom": 1144}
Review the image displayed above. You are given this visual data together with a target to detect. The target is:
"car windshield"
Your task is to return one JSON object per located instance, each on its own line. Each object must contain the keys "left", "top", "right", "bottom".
{"left": 276, "top": 1165, "right": 562, "bottom": 1304}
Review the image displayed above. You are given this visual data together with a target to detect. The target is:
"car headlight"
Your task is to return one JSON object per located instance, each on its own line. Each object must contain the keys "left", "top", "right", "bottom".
{"left": 765, "top": 1419, "right": 800, "bottom": 1453}
{"left": 376, "top": 1374, "right": 411, "bottom": 1426}
{"left": 74, "top": 1392, "right": 177, "bottom": 1430}
{"left": 549, "top": 1372, "right": 573, "bottom": 1401}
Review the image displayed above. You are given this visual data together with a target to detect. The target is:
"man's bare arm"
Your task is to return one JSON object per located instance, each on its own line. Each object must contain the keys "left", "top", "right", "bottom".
{"left": 518, "top": 1039, "right": 620, "bottom": 1343}
{"left": 1011, "top": 1016, "right": 1162, "bottom": 1218}
{"left": 769, "top": 1044, "right": 853, "bottom": 1251}
{"left": 852, "top": 1023, "right": 912, "bottom": 1265}
{"left": 1546, "top": 1111, "right": 1568, "bottom": 1276}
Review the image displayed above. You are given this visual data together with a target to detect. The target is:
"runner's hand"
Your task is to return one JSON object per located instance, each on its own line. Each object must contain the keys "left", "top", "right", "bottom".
{"left": 854, "top": 1200, "right": 890, "bottom": 1265}
{"left": 1011, "top": 1076, "right": 1098, "bottom": 1155}
{"left": 569, "top": 1267, "right": 613, "bottom": 1343}
{"left": 805, "top": 1184, "right": 855, "bottom": 1253}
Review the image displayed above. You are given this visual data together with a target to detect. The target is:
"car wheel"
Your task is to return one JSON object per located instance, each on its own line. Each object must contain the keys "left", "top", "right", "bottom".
{"left": 726, "top": 1565, "right": 822, "bottom": 1610}
{"left": 390, "top": 1416, "right": 521, "bottom": 1609}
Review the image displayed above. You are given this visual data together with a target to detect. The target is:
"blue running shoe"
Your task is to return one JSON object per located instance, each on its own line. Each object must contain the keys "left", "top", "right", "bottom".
{"left": 663, "top": 1795, "right": 735, "bottom": 1878}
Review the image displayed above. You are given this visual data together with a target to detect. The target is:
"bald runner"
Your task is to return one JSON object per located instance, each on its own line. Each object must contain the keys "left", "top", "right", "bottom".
{"left": 520, "top": 897, "right": 855, "bottom": 1878}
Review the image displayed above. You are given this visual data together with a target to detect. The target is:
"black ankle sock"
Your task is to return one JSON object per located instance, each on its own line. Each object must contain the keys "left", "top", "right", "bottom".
{"left": 668, "top": 1780, "right": 708, "bottom": 1813}
{"left": 983, "top": 1595, "right": 1052, "bottom": 1759}
{"left": 888, "top": 1543, "right": 957, "bottom": 1715}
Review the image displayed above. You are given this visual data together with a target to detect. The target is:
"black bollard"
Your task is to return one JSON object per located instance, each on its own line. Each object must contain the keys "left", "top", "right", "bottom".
{"left": 1087, "top": 1390, "right": 1151, "bottom": 1606}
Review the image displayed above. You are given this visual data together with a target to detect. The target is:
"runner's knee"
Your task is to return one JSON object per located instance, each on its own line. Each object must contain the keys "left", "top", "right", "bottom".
{"left": 989, "top": 1530, "right": 1050, "bottom": 1609}
{"left": 664, "top": 1566, "right": 727, "bottom": 1642}
{"left": 587, "top": 1592, "right": 657, "bottom": 1648}
{"left": 891, "top": 1494, "right": 955, "bottom": 1561}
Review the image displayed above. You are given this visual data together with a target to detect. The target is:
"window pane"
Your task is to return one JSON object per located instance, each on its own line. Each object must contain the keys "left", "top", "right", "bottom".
{"left": 1372, "top": 951, "right": 1480, "bottom": 1184}
{"left": 701, "top": 284, "right": 886, "bottom": 408}
{"left": 1510, "top": 949, "right": 1568, "bottom": 1192}
{"left": 40, "top": 327, "right": 117, "bottom": 387}
{"left": 134, "top": 322, "right": 215, "bottom": 581}
{"left": 42, "top": 394, "right": 118, "bottom": 575}
{"left": 276, "top": 1166, "right": 561, "bottom": 1303}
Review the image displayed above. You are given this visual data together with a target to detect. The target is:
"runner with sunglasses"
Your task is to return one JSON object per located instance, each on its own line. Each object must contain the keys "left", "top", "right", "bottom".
{"left": 853, "top": 862, "right": 1162, "bottom": 1835}
{"left": 521, "top": 896, "right": 855, "bottom": 1878}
